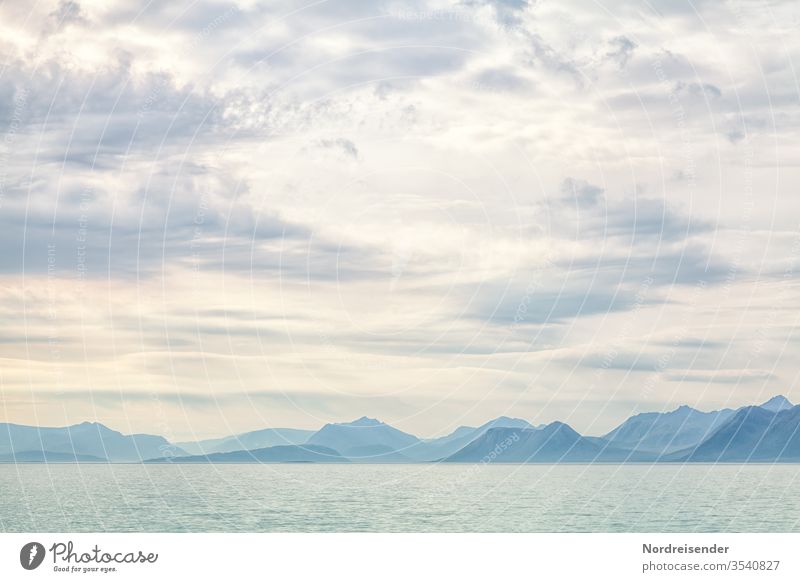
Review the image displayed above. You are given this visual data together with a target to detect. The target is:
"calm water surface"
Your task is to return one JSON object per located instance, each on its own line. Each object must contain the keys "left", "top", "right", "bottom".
{"left": 1, "top": 464, "right": 798, "bottom": 532}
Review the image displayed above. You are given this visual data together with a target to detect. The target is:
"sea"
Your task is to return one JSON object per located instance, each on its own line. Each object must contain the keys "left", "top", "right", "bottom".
{"left": 2, "top": 464, "right": 798, "bottom": 532}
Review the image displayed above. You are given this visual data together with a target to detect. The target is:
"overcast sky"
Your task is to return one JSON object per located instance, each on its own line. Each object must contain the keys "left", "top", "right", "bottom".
{"left": 0, "top": 0, "right": 798, "bottom": 440}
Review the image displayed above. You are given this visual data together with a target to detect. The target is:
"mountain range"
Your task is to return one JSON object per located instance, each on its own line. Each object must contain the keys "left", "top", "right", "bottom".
{"left": 3, "top": 395, "right": 799, "bottom": 464}
{"left": 680, "top": 404, "right": 800, "bottom": 462}
{"left": 0, "top": 421, "right": 184, "bottom": 462}
{"left": 601, "top": 404, "right": 736, "bottom": 455}
{"left": 306, "top": 416, "right": 420, "bottom": 459}
{"left": 176, "top": 428, "right": 315, "bottom": 456}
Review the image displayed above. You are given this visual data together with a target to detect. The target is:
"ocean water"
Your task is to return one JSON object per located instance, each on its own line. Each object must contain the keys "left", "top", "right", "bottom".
{"left": 1, "top": 464, "right": 799, "bottom": 532}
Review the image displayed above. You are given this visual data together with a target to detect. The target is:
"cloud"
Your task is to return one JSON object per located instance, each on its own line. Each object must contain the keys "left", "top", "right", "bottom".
{"left": 0, "top": 0, "right": 797, "bottom": 437}
{"left": 471, "top": 67, "right": 530, "bottom": 92}
{"left": 665, "top": 369, "right": 776, "bottom": 384}
{"left": 477, "top": 286, "right": 646, "bottom": 326}
{"left": 606, "top": 36, "right": 637, "bottom": 69}
{"left": 553, "top": 177, "right": 713, "bottom": 242}
{"left": 306, "top": 138, "right": 359, "bottom": 160}
{"left": 560, "top": 177, "right": 603, "bottom": 208}
{"left": 49, "top": 0, "right": 87, "bottom": 29}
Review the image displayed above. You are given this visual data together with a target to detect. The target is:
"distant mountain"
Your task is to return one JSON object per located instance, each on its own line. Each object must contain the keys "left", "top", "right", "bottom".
{"left": 0, "top": 422, "right": 184, "bottom": 462}
{"left": 445, "top": 423, "right": 649, "bottom": 463}
{"left": 177, "top": 428, "right": 315, "bottom": 455}
{"left": 760, "top": 395, "right": 793, "bottom": 413}
{"left": 306, "top": 417, "right": 420, "bottom": 457}
{"left": 414, "top": 416, "right": 538, "bottom": 461}
{"left": 149, "top": 444, "right": 347, "bottom": 463}
{"left": 0, "top": 450, "right": 107, "bottom": 463}
{"left": 602, "top": 405, "right": 735, "bottom": 455}
{"left": 426, "top": 425, "right": 477, "bottom": 444}
{"left": 679, "top": 405, "right": 800, "bottom": 462}
{"left": 342, "top": 445, "right": 412, "bottom": 463}
{"left": 6, "top": 394, "right": 800, "bottom": 464}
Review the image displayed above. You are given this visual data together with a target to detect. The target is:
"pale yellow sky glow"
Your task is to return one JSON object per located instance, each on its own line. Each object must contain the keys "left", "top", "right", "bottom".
{"left": 0, "top": 0, "right": 799, "bottom": 440}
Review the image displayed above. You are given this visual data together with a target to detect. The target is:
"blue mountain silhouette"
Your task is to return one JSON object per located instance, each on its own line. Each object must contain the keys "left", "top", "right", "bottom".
{"left": 6, "top": 395, "right": 800, "bottom": 463}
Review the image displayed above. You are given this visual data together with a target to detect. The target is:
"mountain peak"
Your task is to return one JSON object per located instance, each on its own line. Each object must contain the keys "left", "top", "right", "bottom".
{"left": 760, "top": 395, "right": 793, "bottom": 412}
{"left": 481, "top": 416, "right": 533, "bottom": 430}
{"left": 669, "top": 404, "right": 699, "bottom": 415}
{"left": 74, "top": 421, "right": 110, "bottom": 430}
{"left": 340, "top": 416, "right": 383, "bottom": 427}
{"left": 542, "top": 420, "right": 579, "bottom": 435}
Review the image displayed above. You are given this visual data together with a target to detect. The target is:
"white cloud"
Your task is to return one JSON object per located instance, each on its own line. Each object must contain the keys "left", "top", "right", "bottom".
{"left": 0, "top": 0, "right": 798, "bottom": 438}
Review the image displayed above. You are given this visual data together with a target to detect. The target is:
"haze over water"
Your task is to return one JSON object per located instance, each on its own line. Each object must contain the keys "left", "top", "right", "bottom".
{"left": 2, "top": 465, "right": 799, "bottom": 533}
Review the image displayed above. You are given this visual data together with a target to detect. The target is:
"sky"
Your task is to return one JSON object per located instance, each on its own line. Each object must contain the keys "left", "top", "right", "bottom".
{"left": 0, "top": 0, "right": 799, "bottom": 441}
